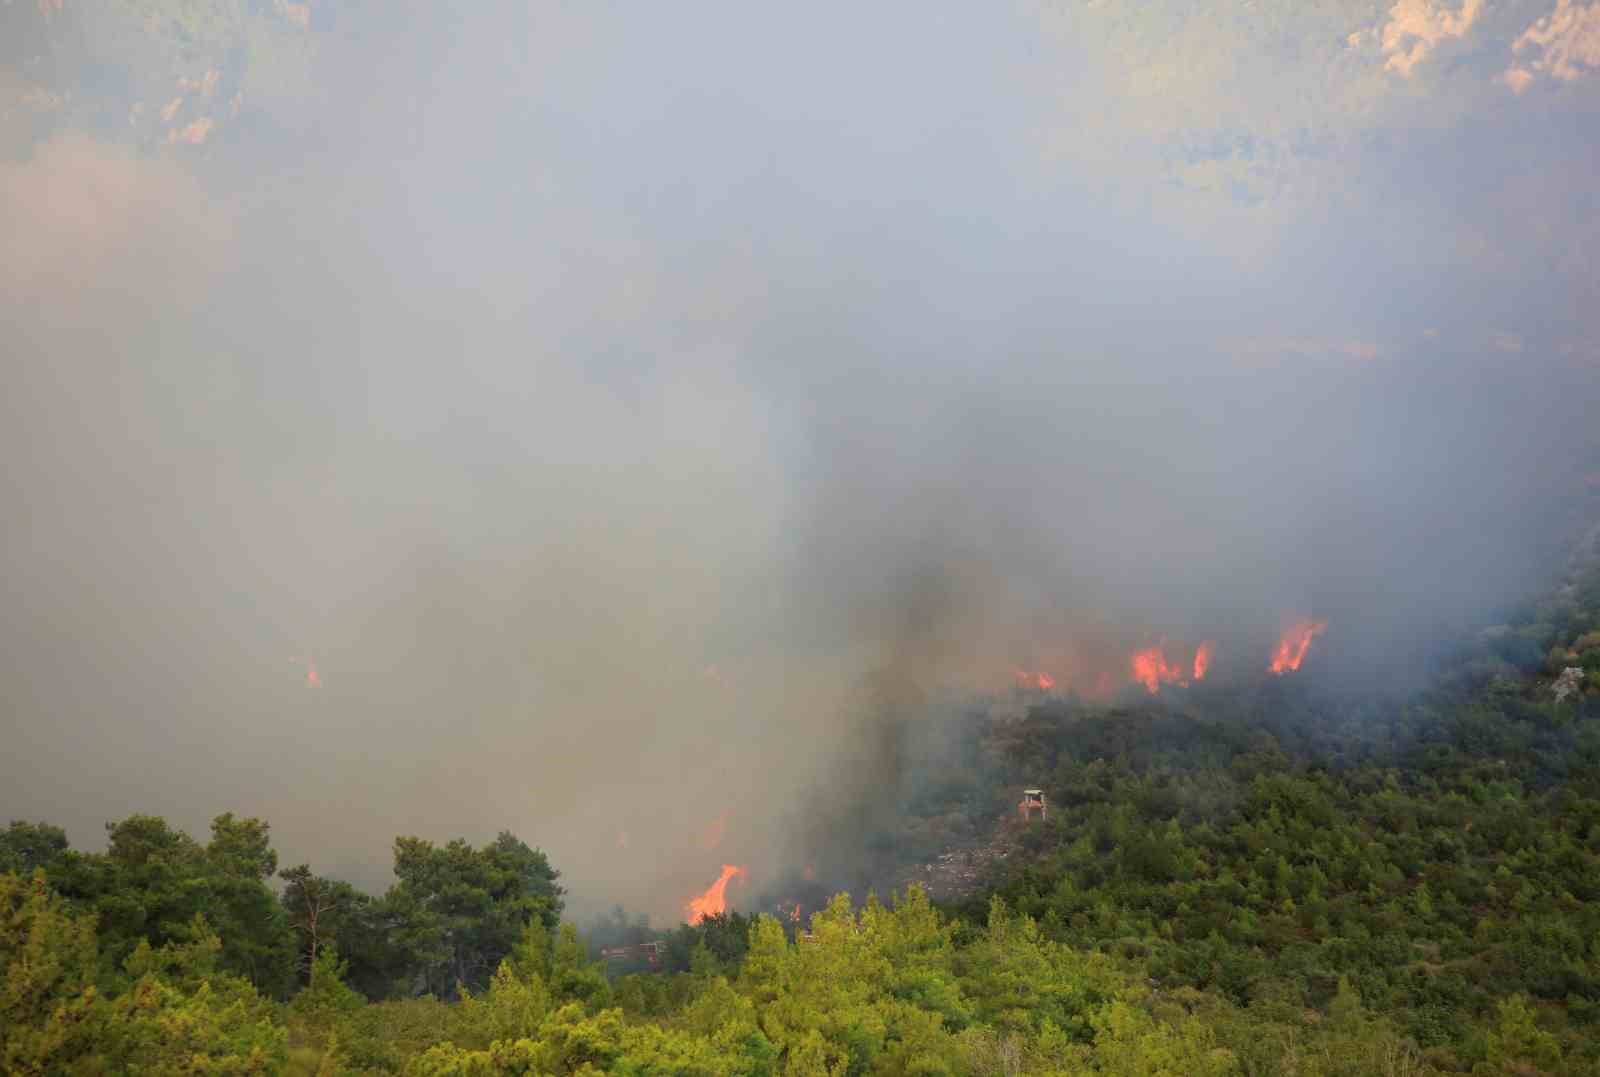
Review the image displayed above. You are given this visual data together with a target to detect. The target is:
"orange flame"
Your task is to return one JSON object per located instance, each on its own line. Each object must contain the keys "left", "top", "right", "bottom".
{"left": 1193, "top": 642, "right": 1214, "bottom": 681}
{"left": 1269, "top": 621, "right": 1327, "bottom": 674}
{"left": 687, "top": 864, "right": 746, "bottom": 924}
{"left": 1131, "top": 645, "right": 1182, "bottom": 694}
{"left": 291, "top": 656, "right": 320, "bottom": 688}
{"left": 791, "top": 903, "right": 802, "bottom": 922}
{"left": 1014, "top": 669, "right": 1056, "bottom": 691}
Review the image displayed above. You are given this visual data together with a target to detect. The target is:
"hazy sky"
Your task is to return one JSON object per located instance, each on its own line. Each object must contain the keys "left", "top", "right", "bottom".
{"left": 3, "top": 1, "right": 1598, "bottom": 918}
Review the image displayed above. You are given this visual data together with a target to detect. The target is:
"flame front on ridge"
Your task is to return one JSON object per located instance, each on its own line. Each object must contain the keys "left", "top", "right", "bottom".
{"left": 1269, "top": 621, "right": 1327, "bottom": 674}
{"left": 1131, "top": 645, "right": 1183, "bottom": 694}
{"left": 1014, "top": 669, "right": 1056, "bottom": 691}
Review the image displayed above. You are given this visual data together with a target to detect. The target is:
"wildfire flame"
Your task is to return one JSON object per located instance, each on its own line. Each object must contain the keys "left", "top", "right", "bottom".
{"left": 687, "top": 864, "right": 746, "bottom": 924}
{"left": 791, "top": 903, "right": 801, "bottom": 922}
{"left": 1193, "top": 642, "right": 1214, "bottom": 681}
{"left": 1269, "top": 620, "right": 1327, "bottom": 674}
{"left": 290, "top": 656, "right": 320, "bottom": 688}
{"left": 1014, "top": 669, "right": 1056, "bottom": 691}
{"left": 1130, "top": 645, "right": 1183, "bottom": 694}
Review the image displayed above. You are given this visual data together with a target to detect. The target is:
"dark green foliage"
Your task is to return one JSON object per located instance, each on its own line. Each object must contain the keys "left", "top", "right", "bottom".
{"left": 0, "top": 821, "right": 69, "bottom": 876}
{"left": 43, "top": 812, "right": 297, "bottom": 998}
{"left": 385, "top": 830, "right": 565, "bottom": 999}
{"left": 897, "top": 566, "right": 1600, "bottom": 1071}
{"left": 204, "top": 813, "right": 298, "bottom": 999}
{"left": 12, "top": 813, "right": 563, "bottom": 1008}
{"left": 661, "top": 911, "right": 755, "bottom": 974}
{"left": 280, "top": 865, "right": 413, "bottom": 1000}
{"left": 50, "top": 814, "right": 213, "bottom": 983}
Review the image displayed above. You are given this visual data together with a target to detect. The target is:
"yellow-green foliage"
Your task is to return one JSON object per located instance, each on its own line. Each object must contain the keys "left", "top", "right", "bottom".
{"left": 10, "top": 863, "right": 1593, "bottom": 1075}
{"left": 2, "top": 872, "right": 287, "bottom": 1073}
{"left": 0, "top": 871, "right": 99, "bottom": 1074}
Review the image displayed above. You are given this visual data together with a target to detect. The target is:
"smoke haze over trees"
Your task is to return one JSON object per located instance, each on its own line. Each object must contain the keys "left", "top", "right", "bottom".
{"left": 4, "top": 540, "right": 1600, "bottom": 1070}
{"left": 3, "top": 0, "right": 1599, "bottom": 925}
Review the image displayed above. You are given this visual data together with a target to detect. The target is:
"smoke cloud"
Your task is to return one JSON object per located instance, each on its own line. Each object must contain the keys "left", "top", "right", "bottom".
{"left": 3, "top": 0, "right": 1597, "bottom": 920}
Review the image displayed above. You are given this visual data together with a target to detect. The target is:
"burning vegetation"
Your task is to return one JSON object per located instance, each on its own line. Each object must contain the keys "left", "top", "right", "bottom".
{"left": 11, "top": 555, "right": 1600, "bottom": 1075}
{"left": 1269, "top": 619, "right": 1328, "bottom": 674}
{"left": 685, "top": 863, "right": 746, "bottom": 924}
{"left": 1019, "top": 623, "right": 1319, "bottom": 701}
{"left": 665, "top": 612, "right": 1339, "bottom": 932}
{"left": 290, "top": 655, "right": 320, "bottom": 688}
{"left": 1014, "top": 669, "right": 1056, "bottom": 691}
{"left": 1129, "top": 644, "right": 1185, "bottom": 694}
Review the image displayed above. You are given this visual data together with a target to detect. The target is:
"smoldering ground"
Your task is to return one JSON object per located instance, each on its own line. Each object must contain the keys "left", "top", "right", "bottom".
{"left": 3, "top": 1, "right": 1598, "bottom": 921}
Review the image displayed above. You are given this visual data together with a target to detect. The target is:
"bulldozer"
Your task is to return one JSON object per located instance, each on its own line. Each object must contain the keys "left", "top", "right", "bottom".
{"left": 1018, "top": 788, "right": 1046, "bottom": 823}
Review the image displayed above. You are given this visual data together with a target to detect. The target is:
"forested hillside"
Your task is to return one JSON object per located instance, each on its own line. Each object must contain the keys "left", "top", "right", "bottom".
{"left": 7, "top": 0, "right": 1600, "bottom": 1073}
{"left": 5, "top": 531, "right": 1600, "bottom": 1074}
